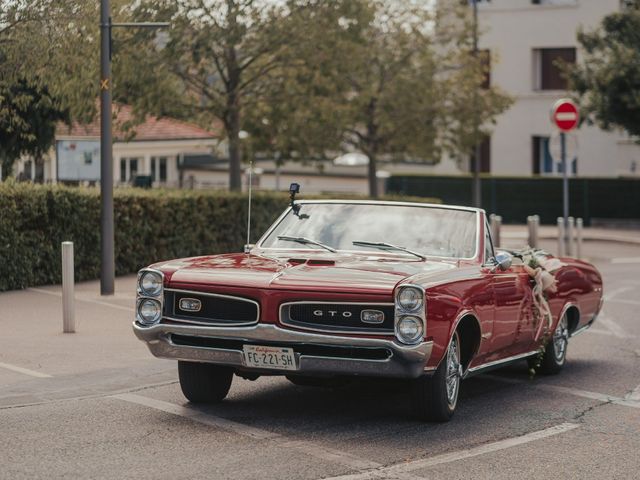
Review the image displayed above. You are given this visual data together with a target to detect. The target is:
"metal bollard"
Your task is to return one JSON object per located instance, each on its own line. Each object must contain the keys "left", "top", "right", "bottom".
{"left": 527, "top": 215, "right": 540, "bottom": 248}
{"left": 566, "top": 217, "right": 575, "bottom": 257}
{"left": 62, "top": 241, "right": 75, "bottom": 333}
{"left": 490, "top": 214, "right": 502, "bottom": 248}
{"left": 557, "top": 217, "right": 565, "bottom": 257}
{"left": 576, "top": 218, "right": 583, "bottom": 260}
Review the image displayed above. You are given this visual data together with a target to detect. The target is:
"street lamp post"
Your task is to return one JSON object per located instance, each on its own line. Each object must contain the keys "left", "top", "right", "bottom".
{"left": 99, "top": 0, "right": 168, "bottom": 295}
{"left": 471, "top": 0, "right": 482, "bottom": 209}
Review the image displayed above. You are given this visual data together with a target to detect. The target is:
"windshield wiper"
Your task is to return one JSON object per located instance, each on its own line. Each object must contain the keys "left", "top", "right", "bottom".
{"left": 352, "top": 241, "right": 426, "bottom": 260}
{"left": 277, "top": 235, "right": 337, "bottom": 253}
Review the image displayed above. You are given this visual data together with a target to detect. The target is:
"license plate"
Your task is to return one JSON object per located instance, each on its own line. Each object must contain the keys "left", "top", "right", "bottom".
{"left": 242, "top": 345, "right": 297, "bottom": 371}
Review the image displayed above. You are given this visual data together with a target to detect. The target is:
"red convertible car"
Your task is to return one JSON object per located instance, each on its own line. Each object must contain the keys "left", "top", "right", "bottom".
{"left": 133, "top": 198, "right": 603, "bottom": 421}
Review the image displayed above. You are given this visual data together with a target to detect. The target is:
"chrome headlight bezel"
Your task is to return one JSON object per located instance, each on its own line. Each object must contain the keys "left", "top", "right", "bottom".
{"left": 394, "top": 284, "right": 426, "bottom": 345}
{"left": 397, "top": 286, "right": 424, "bottom": 311}
{"left": 136, "top": 268, "right": 164, "bottom": 326}
{"left": 395, "top": 315, "right": 424, "bottom": 344}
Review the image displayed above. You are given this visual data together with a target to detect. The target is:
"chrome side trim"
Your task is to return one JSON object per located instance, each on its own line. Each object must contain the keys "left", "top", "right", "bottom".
{"left": 569, "top": 322, "right": 591, "bottom": 338}
{"left": 279, "top": 301, "right": 395, "bottom": 335}
{"left": 164, "top": 288, "right": 260, "bottom": 325}
{"left": 464, "top": 350, "right": 540, "bottom": 378}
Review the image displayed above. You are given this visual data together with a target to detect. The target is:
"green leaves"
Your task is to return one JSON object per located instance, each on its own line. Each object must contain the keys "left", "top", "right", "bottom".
{"left": 571, "top": 7, "right": 640, "bottom": 139}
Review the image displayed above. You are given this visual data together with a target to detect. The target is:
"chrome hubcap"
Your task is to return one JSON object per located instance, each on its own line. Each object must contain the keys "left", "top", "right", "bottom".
{"left": 553, "top": 314, "right": 569, "bottom": 362}
{"left": 445, "top": 334, "right": 461, "bottom": 408}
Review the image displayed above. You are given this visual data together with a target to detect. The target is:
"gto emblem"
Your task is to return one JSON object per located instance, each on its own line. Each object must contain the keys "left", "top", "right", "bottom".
{"left": 313, "top": 309, "right": 352, "bottom": 318}
{"left": 179, "top": 298, "right": 201, "bottom": 312}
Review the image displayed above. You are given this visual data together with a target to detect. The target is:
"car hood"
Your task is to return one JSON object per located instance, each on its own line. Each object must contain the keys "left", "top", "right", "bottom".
{"left": 153, "top": 252, "right": 458, "bottom": 295}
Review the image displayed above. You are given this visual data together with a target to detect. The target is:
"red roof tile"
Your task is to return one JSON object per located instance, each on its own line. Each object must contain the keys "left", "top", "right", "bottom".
{"left": 56, "top": 104, "right": 220, "bottom": 141}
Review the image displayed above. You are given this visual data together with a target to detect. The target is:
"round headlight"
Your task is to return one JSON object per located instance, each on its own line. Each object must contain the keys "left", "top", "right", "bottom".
{"left": 397, "top": 287, "right": 423, "bottom": 311}
{"left": 137, "top": 298, "right": 162, "bottom": 325}
{"left": 396, "top": 315, "right": 424, "bottom": 344}
{"left": 139, "top": 271, "right": 163, "bottom": 296}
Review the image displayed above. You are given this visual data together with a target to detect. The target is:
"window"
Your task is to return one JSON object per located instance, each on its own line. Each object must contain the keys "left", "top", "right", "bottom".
{"left": 129, "top": 158, "right": 138, "bottom": 179}
{"left": 151, "top": 156, "right": 168, "bottom": 183}
{"left": 484, "top": 222, "right": 495, "bottom": 264}
{"left": 534, "top": 48, "right": 576, "bottom": 90}
{"left": 532, "top": 136, "right": 577, "bottom": 175}
{"left": 470, "top": 135, "right": 491, "bottom": 173}
{"left": 120, "top": 159, "right": 127, "bottom": 182}
{"left": 119, "top": 157, "right": 141, "bottom": 183}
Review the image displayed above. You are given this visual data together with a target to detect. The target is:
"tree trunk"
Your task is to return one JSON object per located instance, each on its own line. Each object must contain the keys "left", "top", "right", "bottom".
{"left": 227, "top": 104, "right": 242, "bottom": 191}
{"left": 367, "top": 152, "right": 378, "bottom": 198}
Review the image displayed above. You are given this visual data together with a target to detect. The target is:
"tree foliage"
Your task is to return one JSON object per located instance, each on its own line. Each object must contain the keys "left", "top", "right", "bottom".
{"left": 570, "top": 3, "right": 640, "bottom": 139}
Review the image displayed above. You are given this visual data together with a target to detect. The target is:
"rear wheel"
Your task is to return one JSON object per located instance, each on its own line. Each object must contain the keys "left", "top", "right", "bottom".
{"left": 410, "top": 331, "right": 461, "bottom": 422}
{"left": 178, "top": 361, "right": 233, "bottom": 403}
{"left": 530, "top": 313, "right": 569, "bottom": 375}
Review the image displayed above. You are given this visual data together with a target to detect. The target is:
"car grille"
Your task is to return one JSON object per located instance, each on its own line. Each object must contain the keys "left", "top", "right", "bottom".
{"left": 163, "top": 289, "right": 259, "bottom": 326}
{"left": 281, "top": 302, "right": 395, "bottom": 334}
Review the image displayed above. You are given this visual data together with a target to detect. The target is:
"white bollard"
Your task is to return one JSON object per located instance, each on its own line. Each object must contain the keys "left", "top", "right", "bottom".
{"left": 527, "top": 215, "right": 540, "bottom": 248}
{"left": 490, "top": 214, "right": 502, "bottom": 248}
{"left": 566, "top": 217, "right": 575, "bottom": 257}
{"left": 576, "top": 218, "right": 583, "bottom": 260}
{"left": 557, "top": 217, "right": 565, "bottom": 257}
{"left": 62, "top": 241, "right": 75, "bottom": 333}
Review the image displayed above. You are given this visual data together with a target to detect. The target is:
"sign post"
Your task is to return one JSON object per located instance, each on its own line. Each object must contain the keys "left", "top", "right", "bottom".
{"left": 550, "top": 99, "right": 579, "bottom": 255}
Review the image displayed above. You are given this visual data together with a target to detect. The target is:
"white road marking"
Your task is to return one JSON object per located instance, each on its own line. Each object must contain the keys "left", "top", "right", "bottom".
{"left": 484, "top": 375, "right": 640, "bottom": 409}
{"left": 586, "top": 328, "right": 616, "bottom": 337}
{"left": 626, "top": 385, "right": 640, "bottom": 402}
{"left": 611, "top": 257, "right": 640, "bottom": 264}
{"left": 28, "top": 288, "right": 132, "bottom": 312}
{"left": 597, "top": 313, "right": 628, "bottom": 339}
{"left": 606, "top": 298, "right": 640, "bottom": 307}
{"left": 323, "top": 423, "right": 580, "bottom": 480}
{"left": 0, "top": 361, "right": 52, "bottom": 378}
{"left": 111, "top": 393, "right": 388, "bottom": 473}
{"left": 603, "top": 286, "right": 635, "bottom": 301}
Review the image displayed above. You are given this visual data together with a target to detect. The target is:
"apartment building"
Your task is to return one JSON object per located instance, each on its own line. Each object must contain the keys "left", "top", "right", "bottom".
{"left": 477, "top": 0, "right": 639, "bottom": 177}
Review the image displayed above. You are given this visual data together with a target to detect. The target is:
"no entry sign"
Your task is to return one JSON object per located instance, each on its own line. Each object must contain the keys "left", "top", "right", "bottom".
{"left": 551, "top": 99, "right": 579, "bottom": 132}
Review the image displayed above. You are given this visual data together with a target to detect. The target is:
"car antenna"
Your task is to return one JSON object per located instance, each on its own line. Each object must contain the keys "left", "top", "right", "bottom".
{"left": 245, "top": 162, "right": 253, "bottom": 253}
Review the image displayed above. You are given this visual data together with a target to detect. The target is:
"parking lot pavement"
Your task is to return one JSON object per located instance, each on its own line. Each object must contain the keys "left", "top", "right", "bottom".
{"left": 1, "top": 241, "right": 639, "bottom": 479}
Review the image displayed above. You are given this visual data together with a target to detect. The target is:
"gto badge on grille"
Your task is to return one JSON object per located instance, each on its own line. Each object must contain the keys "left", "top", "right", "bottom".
{"left": 179, "top": 298, "right": 201, "bottom": 312}
{"left": 361, "top": 309, "right": 385, "bottom": 324}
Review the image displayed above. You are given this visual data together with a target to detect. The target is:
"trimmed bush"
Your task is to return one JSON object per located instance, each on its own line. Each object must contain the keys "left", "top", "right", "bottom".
{"left": 0, "top": 182, "right": 438, "bottom": 291}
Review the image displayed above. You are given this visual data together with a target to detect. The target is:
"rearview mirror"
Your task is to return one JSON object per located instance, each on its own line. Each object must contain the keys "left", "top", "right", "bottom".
{"left": 492, "top": 251, "right": 512, "bottom": 272}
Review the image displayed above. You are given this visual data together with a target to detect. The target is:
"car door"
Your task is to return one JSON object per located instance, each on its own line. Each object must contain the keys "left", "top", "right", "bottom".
{"left": 483, "top": 223, "right": 535, "bottom": 359}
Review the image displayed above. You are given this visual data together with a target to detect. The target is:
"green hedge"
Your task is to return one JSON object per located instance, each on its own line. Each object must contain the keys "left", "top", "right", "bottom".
{"left": 0, "top": 182, "right": 438, "bottom": 291}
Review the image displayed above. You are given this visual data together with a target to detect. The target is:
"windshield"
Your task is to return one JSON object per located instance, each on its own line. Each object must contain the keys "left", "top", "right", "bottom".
{"left": 259, "top": 203, "right": 478, "bottom": 259}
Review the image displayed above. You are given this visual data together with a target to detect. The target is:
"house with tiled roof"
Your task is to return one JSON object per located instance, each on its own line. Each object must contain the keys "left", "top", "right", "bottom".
{"left": 16, "top": 104, "right": 221, "bottom": 187}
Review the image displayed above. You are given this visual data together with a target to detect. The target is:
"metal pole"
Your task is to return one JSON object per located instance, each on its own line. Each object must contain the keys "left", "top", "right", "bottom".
{"left": 557, "top": 217, "right": 565, "bottom": 257}
{"left": 100, "top": 0, "right": 115, "bottom": 295}
{"left": 561, "top": 131, "right": 569, "bottom": 256}
{"left": 471, "top": 0, "right": 481, "bottom": 208}
{"left": 527, "top": 215, "right": 539, "bottom": 248}
{"left": 576, "top": 218, "right": 583, "bottom": 260}
{"left": 62, "top": 242, "right": 75, "bottom": 333}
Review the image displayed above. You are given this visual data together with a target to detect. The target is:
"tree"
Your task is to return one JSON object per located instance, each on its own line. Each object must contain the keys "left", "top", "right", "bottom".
{"left": 252, "top": 1, "right": 511, "bottom": 197}
{"left": 570, "top": 3, "right": 640, "bottom": 139}
{"left": 0, "top": 79, "right": 68, "bottom": 178}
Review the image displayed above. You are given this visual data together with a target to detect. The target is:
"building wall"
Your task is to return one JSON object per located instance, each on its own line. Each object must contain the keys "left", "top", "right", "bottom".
{"left": 479, "top": 0, "right": 640, "bottom": 177}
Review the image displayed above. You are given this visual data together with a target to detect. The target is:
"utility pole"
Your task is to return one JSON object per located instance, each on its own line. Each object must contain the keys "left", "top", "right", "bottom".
{"left": 99, "top": 0, "right": 168, "bottom": 295}
{"left": 471, "top": 0, "right": 482, "bottom": 208}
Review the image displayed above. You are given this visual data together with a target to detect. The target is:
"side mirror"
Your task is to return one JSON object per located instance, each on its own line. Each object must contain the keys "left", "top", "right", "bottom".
{"left": 244, "top": 244, "right": 255, "bottom": 253}
{"left": 492, "top": 251, "right": 513, "bottom": 272}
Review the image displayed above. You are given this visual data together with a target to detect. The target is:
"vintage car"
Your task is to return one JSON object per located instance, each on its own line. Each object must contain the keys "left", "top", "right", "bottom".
{"left": 133, "top": 195, "right": 603, "bottom": 421}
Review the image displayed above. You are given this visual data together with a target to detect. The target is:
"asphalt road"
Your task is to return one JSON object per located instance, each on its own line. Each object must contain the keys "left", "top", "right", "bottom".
{"left": 1, "top": 239, "right": 639, "bottom": 479}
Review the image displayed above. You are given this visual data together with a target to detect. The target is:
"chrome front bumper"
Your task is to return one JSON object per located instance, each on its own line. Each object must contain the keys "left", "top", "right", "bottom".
{"left": 133, "top": 322, "right": 433, "bottom": 379}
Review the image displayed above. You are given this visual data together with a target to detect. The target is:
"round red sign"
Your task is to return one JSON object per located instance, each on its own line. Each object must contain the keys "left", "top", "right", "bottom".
{"left": 551, "top": 99, "right": 579, "bottom": 132}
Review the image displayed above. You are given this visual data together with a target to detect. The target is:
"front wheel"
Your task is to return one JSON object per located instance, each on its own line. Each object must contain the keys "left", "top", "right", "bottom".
{"left": 530, "top": 313, "right": 569, "bottom": 375}
{"left": 178, "top": 361, "right": 233, "bottom": 403}
{"left": 410, "top": 331, "right": 462, "bottom": 422}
